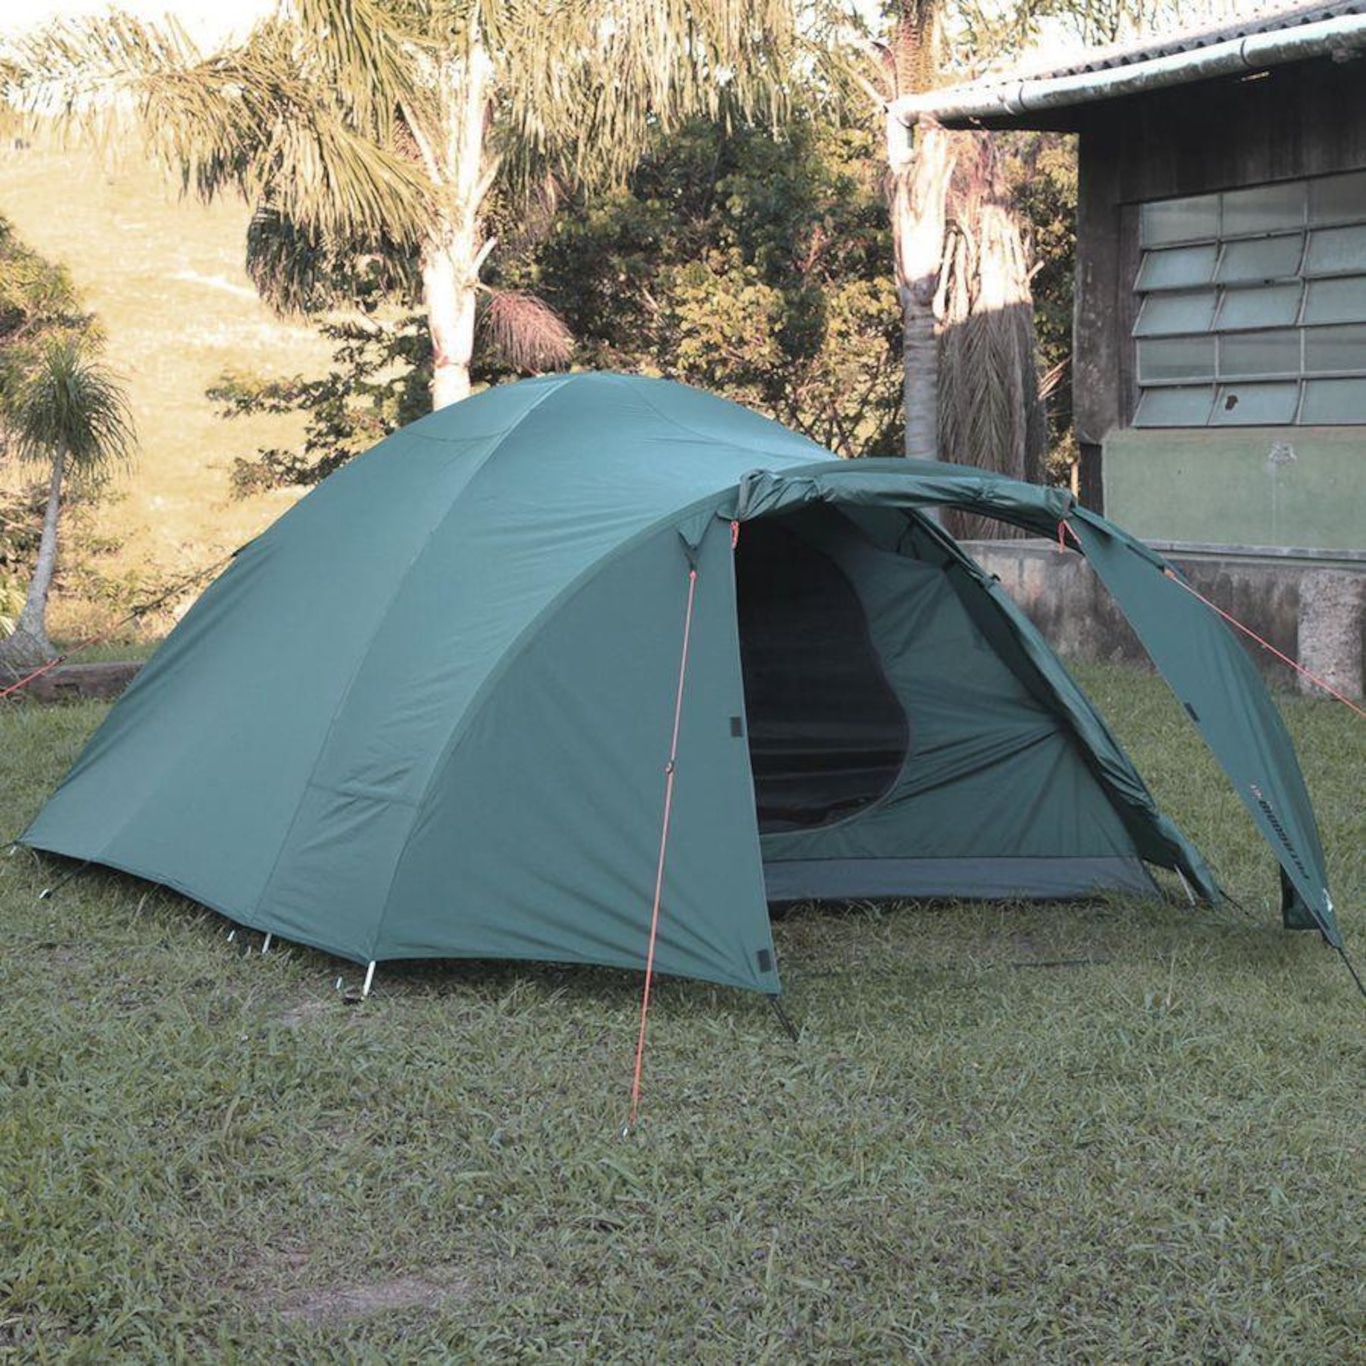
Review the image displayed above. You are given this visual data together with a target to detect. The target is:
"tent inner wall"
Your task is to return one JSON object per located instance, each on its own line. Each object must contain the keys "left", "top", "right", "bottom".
{"left": 735, "top": 507, "right": 1158, "bottom": 902}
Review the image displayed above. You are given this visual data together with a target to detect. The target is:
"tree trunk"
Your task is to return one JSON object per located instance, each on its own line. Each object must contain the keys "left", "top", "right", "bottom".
{"left": 424, "top": 228, "right": 480, "bottom": 409}
{"left": 887, "top": 113, "right": 955, "bottom": 461}
{"left": 423, "top": 34, "right": 494, "bottom": 410}
{"left": 7, "top": 445, "right": 66, "bottom": 664}
{"left": 936, "top": 135, "right": 1048, "bottom": 540}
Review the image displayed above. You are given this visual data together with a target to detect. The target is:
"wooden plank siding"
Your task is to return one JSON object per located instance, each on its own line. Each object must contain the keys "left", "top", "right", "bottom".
{"left": 1071, "top": 57, "right": 1366, "bottom": 510}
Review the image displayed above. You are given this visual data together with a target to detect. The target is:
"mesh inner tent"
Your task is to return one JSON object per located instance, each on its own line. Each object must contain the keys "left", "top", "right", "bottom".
{"left": 735, "top": 515, "right": 909, "bottom": 832}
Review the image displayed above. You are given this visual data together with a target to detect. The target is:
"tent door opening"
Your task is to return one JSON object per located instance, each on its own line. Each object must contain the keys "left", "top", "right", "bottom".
{"left": 735, "top": 513, "right": 909, "bottom": 834}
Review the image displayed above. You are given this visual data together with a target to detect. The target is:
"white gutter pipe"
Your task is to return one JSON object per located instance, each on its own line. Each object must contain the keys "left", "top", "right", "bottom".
{"left": 890, "top": 14, "right": 1366, "bottom": 127}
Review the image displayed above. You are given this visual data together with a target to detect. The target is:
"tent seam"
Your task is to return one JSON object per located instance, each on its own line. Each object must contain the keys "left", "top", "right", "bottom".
{"left": 619, "top": 374, "right": 830, "bottom": 463}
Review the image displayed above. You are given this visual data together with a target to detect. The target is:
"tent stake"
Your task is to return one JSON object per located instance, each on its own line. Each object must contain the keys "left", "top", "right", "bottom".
{"left": 768, "top": 995, "right": 799, "bottom": 1042}
{"left": 362, "top": 961, "right": 376, "bottom": 999}
{"left": 261, "top": 932, "right": 272, "bottom": 955}
{"left": 1175, "top": 869, "right": 1196, "bottom": 907}
{"left": 38, "top": 860, "right": 89, "bottom": 901}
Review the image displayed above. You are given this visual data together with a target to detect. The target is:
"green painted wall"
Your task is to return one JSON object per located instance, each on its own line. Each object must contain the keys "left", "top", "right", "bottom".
{"left": 1103, "top": 427, "right": 1366, "bottom": 551}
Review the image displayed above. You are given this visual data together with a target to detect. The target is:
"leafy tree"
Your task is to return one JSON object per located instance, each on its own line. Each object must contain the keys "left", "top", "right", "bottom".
{"left": 541, "top": 114, "right": 904, "bottom": 456}
{"left": 1025, "top": 0, "right": 1242, "bottom": 46}
{"left": 209, "top": 209, "right": 576, "bottom": 492}
{"left": 4, "top": 0, "right": 796, "bottom": 409}
{"left": 210, "top": 108, "right": 1081, "bottom": 489}
{"left": 211, "top": 315, "right": 432, "bottom": 494}
{"left": 212, "top": 110, "right": 905, "bottom": 486}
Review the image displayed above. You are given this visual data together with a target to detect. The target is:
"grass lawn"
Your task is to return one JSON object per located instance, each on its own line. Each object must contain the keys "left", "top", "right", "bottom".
{"left": 1, "top": 663, "right": 1361, "bottom": 1359}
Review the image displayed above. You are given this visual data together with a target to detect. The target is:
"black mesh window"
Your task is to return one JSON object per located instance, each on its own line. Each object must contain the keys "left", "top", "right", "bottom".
{"left": 736, "top": 516, "right": 909, "bottom": 832}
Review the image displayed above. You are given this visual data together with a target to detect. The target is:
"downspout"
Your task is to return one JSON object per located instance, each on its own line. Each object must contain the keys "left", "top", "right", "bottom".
{"left": 889, "top": 15, "right": 1366, "bottom": 127}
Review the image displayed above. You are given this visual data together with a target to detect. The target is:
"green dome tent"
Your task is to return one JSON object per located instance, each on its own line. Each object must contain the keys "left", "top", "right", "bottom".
{"left": 22, "top": 374, "right": 1339, "bottom": 993}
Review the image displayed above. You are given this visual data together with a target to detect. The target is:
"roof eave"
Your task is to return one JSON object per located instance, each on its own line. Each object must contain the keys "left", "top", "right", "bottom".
{"left": 889, "top": 13, "right": 1366, "bottom": 131}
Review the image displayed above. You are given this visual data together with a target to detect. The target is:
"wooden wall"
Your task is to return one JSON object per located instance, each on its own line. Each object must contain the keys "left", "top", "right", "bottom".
{"left": 1070, "top": 58, "right": 1366, "bottom": 509}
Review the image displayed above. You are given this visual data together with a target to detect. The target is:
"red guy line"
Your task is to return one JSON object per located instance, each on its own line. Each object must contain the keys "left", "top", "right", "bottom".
{"left": 628, "top": 565, "right": 700, "bottom": 1131}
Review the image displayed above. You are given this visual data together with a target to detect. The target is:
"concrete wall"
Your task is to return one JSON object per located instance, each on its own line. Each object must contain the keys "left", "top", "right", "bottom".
{"left": 962, "top": 539, "right": 1365, "bottom": 701}
{"left": 1102, "top": 428, "right": 1365, "bottom": 552}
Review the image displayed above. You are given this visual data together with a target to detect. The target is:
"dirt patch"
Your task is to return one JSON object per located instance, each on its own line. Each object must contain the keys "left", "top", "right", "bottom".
{"left": 280, "top": 1000, "right": 331, "bottom": 1029}
{"left": 278, "top": 1272, "right": 467, "bottom": 1325}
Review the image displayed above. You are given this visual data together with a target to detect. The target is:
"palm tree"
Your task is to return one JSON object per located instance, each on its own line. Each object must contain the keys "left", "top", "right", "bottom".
{"left": 0, "top": 339, "right": 134, "bottom": 670}
{"left": 5, "top": 1, "right": 796, "bottom": 409}
{"left": 845, "top": 1, "right": 1045, "bottom": 500}
{"left": 866, "top": 2, "right": 954, "bottom": 461}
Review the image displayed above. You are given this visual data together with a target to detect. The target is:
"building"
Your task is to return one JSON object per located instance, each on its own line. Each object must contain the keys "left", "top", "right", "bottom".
{"left": 893, "top": 2, "right": 1366, "bottom": 695}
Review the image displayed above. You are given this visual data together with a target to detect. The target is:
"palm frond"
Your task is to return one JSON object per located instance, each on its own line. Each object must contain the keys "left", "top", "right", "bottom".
{"left": 3, "top": 11, "right": 434, "bottom": 247}
{"left": 1, "top": 10, "right": 197, "bottom": 131}
{"left": 494, "top": 0, "right": 799, "bottom": 199}
{"left": 245, "top": 207, "right": 420, "bottom": 314}
{"left": 292, "top": 0, "right": 420, "bottom": 144}
{"left": 479, "top": 288, "right": 573, "bottom": 373}
{"left": 11, "top": 338, "right": 135, "bottom": 480}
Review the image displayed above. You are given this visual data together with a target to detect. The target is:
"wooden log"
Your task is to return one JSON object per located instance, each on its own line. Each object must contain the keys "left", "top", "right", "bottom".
{"left": 16, "top": 661, "right": 142, "bottom": 703}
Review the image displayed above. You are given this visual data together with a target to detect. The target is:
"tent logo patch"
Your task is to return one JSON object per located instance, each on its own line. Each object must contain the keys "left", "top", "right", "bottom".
{"left": 1250, "top": 784, "right": 1310, "bottom": 883}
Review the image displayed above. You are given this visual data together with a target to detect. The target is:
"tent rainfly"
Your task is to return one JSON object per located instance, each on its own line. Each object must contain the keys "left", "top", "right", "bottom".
{"left": 22, "top": 374, "right": 1340, "bottom": 993}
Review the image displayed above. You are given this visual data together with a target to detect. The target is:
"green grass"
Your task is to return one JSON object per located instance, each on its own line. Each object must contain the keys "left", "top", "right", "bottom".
{"left": 1, "top": 665, "right": 1362, "bottom": 1360}
{"left": 48, "top": 637, "right": 161, "bottom": 665}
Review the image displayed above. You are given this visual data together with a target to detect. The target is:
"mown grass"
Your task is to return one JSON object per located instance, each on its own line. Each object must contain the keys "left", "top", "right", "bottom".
{"left": 1, "top": 665, "right": 1362, "bottom": 1360}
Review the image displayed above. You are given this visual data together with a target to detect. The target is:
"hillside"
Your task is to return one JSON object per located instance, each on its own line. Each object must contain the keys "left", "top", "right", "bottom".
{"left": 0, "top": 141, "right": 334, "bottom": 636}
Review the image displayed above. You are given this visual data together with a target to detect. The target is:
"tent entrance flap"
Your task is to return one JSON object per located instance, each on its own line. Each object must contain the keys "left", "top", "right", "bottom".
{"left": 735, "top": 515, "right": 909, "bottom": 833}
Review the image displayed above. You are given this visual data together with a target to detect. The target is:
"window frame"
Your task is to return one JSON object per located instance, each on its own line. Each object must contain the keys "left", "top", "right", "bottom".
{"left": 1131, "top": 172, "right": 1366, "bottom": 429}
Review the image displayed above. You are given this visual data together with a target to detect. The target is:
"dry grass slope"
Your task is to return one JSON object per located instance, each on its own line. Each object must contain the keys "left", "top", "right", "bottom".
{"left": 0, "top": 142, "right": 332, "bottom": 639}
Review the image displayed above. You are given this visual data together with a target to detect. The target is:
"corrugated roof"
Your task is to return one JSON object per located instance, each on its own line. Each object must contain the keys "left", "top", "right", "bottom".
{"left": 1008, "top": 0, "right": 1366, "bottom": 82}
{"left": 894, "top": 1, "right": 1366, "bottom": 127}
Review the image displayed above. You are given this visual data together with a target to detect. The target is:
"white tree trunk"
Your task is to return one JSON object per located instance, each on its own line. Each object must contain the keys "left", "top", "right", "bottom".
{"left": 12, "top": 445, "right": 65, "bottom": 660}
{"left": 422, "top": 34, "right": 495, "bottom": 411}
{"left": 888, "top": 113, "right": 955, "bottom": 461}
{"left": 424, "top": 229, "right": 479, "bottom": 409}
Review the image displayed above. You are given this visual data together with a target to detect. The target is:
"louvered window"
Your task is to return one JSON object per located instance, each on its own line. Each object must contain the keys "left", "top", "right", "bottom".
{"left": 1132, "top": 173, "right": 1366, "bottom": 427}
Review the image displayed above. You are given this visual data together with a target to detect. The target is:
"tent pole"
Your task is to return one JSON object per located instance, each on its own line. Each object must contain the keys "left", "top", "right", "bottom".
{"left": 1336, "top": 945, "right": 1366, "bottom": 1001}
